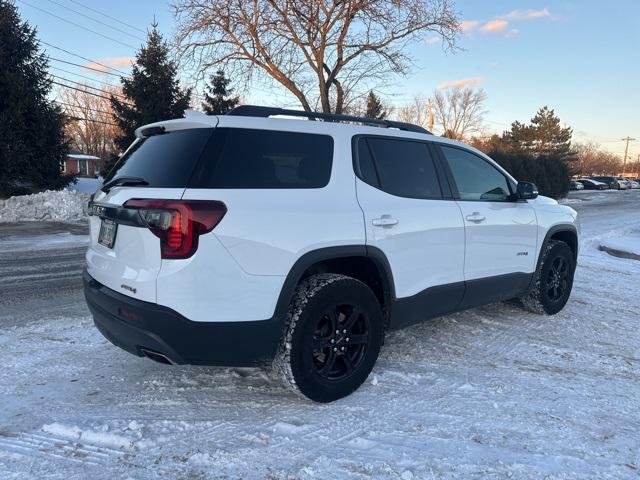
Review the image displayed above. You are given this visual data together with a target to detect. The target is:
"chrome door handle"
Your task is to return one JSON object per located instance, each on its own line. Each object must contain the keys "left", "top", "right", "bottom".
{"left": 372, "top": 215, "right": 398, "bottom": 227}
{"left": 465, "top": 212, "right": 486, "bottom": 223}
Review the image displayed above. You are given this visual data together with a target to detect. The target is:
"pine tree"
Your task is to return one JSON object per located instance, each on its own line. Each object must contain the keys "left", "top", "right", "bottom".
{"left": 107, "top": 25, "right": 191, "bottom": 175}
{"left": 202, "top": 70, "right": 239, "bottom": 115}
{"left": 0, "top": 0, "right": 70, "bottom": 194}
{"left": 364, "top": 91, "right": 386, "bottom": 119}
{"left": 529, "top": 106, "right": 574, "bottom": 162}
{"left": 503, "top": 107, "right": 575, "bottom": 163}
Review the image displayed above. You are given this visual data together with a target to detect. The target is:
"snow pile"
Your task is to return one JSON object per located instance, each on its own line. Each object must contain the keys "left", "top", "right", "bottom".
{"left": 0, "top": 189, "right": 89, "bottom": 223}
{"left": 600, "top": 236, "right": 640, "bottom": 260}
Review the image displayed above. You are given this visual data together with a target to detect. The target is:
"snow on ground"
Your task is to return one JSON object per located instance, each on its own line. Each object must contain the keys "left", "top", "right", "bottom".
{"left": 0, "top": 232, "right": 88, "bottom": 252}
{"left": 599, "top": 236, "right": 640, "bottom": 259}
{"left": 0, "top": 189, "right": 89, "bottom": 223}
{"left": 0, "top": 191, "right": 639, "bottom": 479}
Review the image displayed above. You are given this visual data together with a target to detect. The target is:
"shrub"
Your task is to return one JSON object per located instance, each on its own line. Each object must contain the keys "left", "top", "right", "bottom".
{"left": 489, "top": 151, "right": 570, "bottom": 199}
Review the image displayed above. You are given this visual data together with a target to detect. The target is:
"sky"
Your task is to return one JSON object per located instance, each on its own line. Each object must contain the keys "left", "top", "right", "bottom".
{"left": 15, "top": 0, "right": 640, "bottom": 158}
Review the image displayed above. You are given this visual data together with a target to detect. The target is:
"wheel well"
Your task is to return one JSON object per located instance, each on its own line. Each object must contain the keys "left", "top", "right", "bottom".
{"left": 300, "top": 256, "right": 391, "bottom": 325}
{"left": 550, "top": 229, "right": 578, "bottom": 260}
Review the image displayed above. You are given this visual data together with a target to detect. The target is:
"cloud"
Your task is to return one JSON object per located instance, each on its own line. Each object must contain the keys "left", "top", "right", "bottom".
{"left": 499, "top": 8, "right": 550, "bottom": 21}
{"left": 481, "top": 19, "right": 509, "bottom": 33}
{"left": 438, "top": 77, "right": 483, "bottom": 89}
{"left": 84, "top": 56, "right": 134, "bottom": 73}
{"left": 460, "top": 20, "right": 480, "bottom": 34}
{"left": 424, "top": 36, "right": 441, "bottom": 45}
{"left": 461, "top": 8, "right": 550, "bottom": 37}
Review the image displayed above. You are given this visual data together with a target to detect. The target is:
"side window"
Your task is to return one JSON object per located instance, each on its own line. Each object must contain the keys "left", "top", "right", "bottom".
{"left": 356, "top": 137, "right": 442, "bottom": 199}
{"left": 355, "top": 137, "right": 380, "bottom": 188}
{"left": 191, "top": 128, "right": 333, "bottom": 189}
{"left": 440, "top": 146, "right": 512, "bottom": 202}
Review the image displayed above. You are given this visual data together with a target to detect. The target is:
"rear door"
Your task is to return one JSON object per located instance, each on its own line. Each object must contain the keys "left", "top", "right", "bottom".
{"left": 436, "top": 144, "right": 537, "bottom": 304}
{"left": 86, "top": 127, "right": 213, "bottom": 302}
{"left": 353, "top": 135, "right": 466, "bottom": 321}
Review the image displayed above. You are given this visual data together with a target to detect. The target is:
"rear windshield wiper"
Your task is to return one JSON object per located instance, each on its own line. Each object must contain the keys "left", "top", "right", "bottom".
{"left": 101, "top": 176, "right": 149, "bottom": 193}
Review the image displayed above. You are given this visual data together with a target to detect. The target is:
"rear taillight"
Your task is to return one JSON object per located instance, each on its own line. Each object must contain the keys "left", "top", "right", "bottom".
{"left": 123, "top": 199, "right": 227, "bottom": 259}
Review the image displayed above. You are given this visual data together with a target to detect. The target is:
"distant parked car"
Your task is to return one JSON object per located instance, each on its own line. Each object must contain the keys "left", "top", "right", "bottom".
{"left": 626, "top": 179, "right": 640, "bottom": 189}
{"left": 591, "top": 176, "right": 622, "bottom": 189}
{"left": 577, "top": 179, "right": 608, "bottom": 190}
{"left": 616, "top": 178, "right": 632, "bottom": 190}
{"left": 570, "top": 181, "right": 584, "bottom": 191}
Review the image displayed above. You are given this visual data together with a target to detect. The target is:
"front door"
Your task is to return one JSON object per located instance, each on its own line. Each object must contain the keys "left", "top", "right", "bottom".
{"left": 437, "top": 145, "right": 537, "bottom": 306}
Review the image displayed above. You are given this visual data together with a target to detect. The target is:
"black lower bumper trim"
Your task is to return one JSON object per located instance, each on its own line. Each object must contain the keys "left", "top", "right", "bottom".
{"left": 83, "top": 269, "right": 282, "bottom": 366}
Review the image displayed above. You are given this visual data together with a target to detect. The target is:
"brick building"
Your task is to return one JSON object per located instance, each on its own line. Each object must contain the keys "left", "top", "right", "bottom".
{"left": 62, "top": 152, "right": 100, "bottom": 177}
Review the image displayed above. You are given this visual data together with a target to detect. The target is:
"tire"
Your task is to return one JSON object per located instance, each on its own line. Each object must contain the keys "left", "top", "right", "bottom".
{"left": 272, "top": 273, "right": 384, "bottom": 403}
{"left": 519, "top": 240, "right": 575, "bottom": 315}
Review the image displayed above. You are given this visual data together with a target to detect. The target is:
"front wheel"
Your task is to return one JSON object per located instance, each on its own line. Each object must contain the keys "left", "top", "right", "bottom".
{"left": 519, "top": 240, "right": 575, "bottom": 315}
{"left": 273, "top": 274, "right": 384, "bottom": 403}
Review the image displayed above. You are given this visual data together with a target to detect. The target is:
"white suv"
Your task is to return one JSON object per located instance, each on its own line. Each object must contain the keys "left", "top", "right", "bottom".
{"left": 84, "top": 106, "right": 579, "bottom": 402}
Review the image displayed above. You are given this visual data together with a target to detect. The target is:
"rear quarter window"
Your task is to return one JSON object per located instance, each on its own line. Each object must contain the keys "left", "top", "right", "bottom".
{"left": 105, "top": 129, "right": 213, "bottom": 188}
{"left": 190, "top": 128, "right": 334, "bottom": 189}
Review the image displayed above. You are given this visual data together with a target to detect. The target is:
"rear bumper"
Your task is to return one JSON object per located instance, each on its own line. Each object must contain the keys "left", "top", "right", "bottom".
{"left": 83, "top": 269, "right": 282, "bottom": 366}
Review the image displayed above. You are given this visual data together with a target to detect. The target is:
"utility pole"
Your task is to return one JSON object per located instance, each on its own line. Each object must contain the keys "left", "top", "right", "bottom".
{"left": 621, "top": 136, "right": 636, "bottom": 175}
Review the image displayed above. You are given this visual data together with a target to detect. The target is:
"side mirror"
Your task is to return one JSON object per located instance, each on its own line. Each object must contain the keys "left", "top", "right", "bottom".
{"left": 516, "top": 181, "right": 538, "bottom": 200}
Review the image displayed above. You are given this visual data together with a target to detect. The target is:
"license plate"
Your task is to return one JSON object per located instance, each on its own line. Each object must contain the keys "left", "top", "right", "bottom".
{"left": 98, "top": 219, "right": 118, "bottom": 248}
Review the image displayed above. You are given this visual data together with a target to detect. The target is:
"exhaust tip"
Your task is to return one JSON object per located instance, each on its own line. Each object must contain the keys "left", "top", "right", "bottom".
{"left": 139, "top": 347, "right": 174, "bottom": 365}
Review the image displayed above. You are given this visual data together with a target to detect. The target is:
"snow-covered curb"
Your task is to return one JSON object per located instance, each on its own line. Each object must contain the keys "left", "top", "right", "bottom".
{"left": 599, "top": 237, "right": 640, "bottom": 260}
{"left": 0, "top": 189, "right": 89, "bottom": 223}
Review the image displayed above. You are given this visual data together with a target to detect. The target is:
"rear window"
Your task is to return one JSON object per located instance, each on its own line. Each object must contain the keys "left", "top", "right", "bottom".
{"left": 189, "top": 128, "right": 333, "bottom": 189}
{"left": 356, "top": 136, "right": 442, "bottom": 199}
{"left": 105, "top": 129, "right": 213, "bottom": 187}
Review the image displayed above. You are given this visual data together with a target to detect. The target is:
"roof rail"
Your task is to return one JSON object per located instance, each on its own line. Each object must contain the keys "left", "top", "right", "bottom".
{"left": 226, "top": 105, "right": 431, "bottom": 135}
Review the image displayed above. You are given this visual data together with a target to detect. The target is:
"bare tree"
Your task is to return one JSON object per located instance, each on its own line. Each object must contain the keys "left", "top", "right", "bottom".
{"left": 173, "top": 0, "right": 460, "bottom": 113}
{"left": 58, "top": 83, "right": 122, "bottom": 170}
{"left": 432, "top": 86, "right": 487, "bottom": 140}
{"left": 395, "top": 95, "right": 431, "bottom": 129}
{"left": 574, "top": 142, "right": 622, "bottom": 176}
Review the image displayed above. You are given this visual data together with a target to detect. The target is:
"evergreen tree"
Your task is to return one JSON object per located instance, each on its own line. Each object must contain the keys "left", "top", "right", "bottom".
{"left": 107, "top": 25, "right": 191, "bottom": 175}
{"left": 202, "top": 69, "right": 239, "bottom": 115}
{"left": 0, "top": 0, "right": 70, "bottom": 194}
{"left": 503, "top": 107, "right": 575, "bottom": 163}
{"left": 364, "top": 91, "right": 387, "bottom": 119}
{"left": 529, "top": 106, "right": 574, "bottom": 161}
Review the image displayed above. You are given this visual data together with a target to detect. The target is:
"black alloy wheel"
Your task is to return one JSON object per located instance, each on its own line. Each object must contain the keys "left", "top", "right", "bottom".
{"left": 311, "top": 304, "right": 369, "bottom": 381}
{"left": 546, "top": 255, "right": 569, "bottom": 302}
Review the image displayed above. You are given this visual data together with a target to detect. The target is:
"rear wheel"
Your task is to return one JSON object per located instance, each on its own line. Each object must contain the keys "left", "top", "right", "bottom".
{"left": 519, "top": 240, "right": 575, "bottom": 315}
{"left": 273, "top": 274, "right": 384, "bottom": 403}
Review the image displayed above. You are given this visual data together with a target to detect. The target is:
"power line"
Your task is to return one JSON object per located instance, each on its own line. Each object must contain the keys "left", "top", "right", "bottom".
{"left": 43, "top": 0, "right": 145, "bottom": 42}
{"left": 16, "top": 0, "right": 138, "bottom": 50}
{"left": 42, "top": 42, "right": 131, "bottom": 76}
{"left": 67, "top": 0, "right": 147, "bottom": 35}
{"left": 54, "top": 100, "right": 114, "bottom": 116}
{"left": 49, "top": 57, "right": 125, "bottom": 78}
{"left": 52, "top": 81, "right": 133, "bottom": 106}
{"left": 64, "top": 115, "right": 119, "bottom": 127}
{"left": 49, "top": 65, "right": 117, "bottom": 85}
{"left": 50, "top": 74, "right": 128, "bottom": 100}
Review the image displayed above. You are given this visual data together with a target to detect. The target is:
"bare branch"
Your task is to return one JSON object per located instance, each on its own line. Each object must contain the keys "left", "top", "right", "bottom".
{"left": 173, "top": 0, "right": 460, "bottom": 112}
